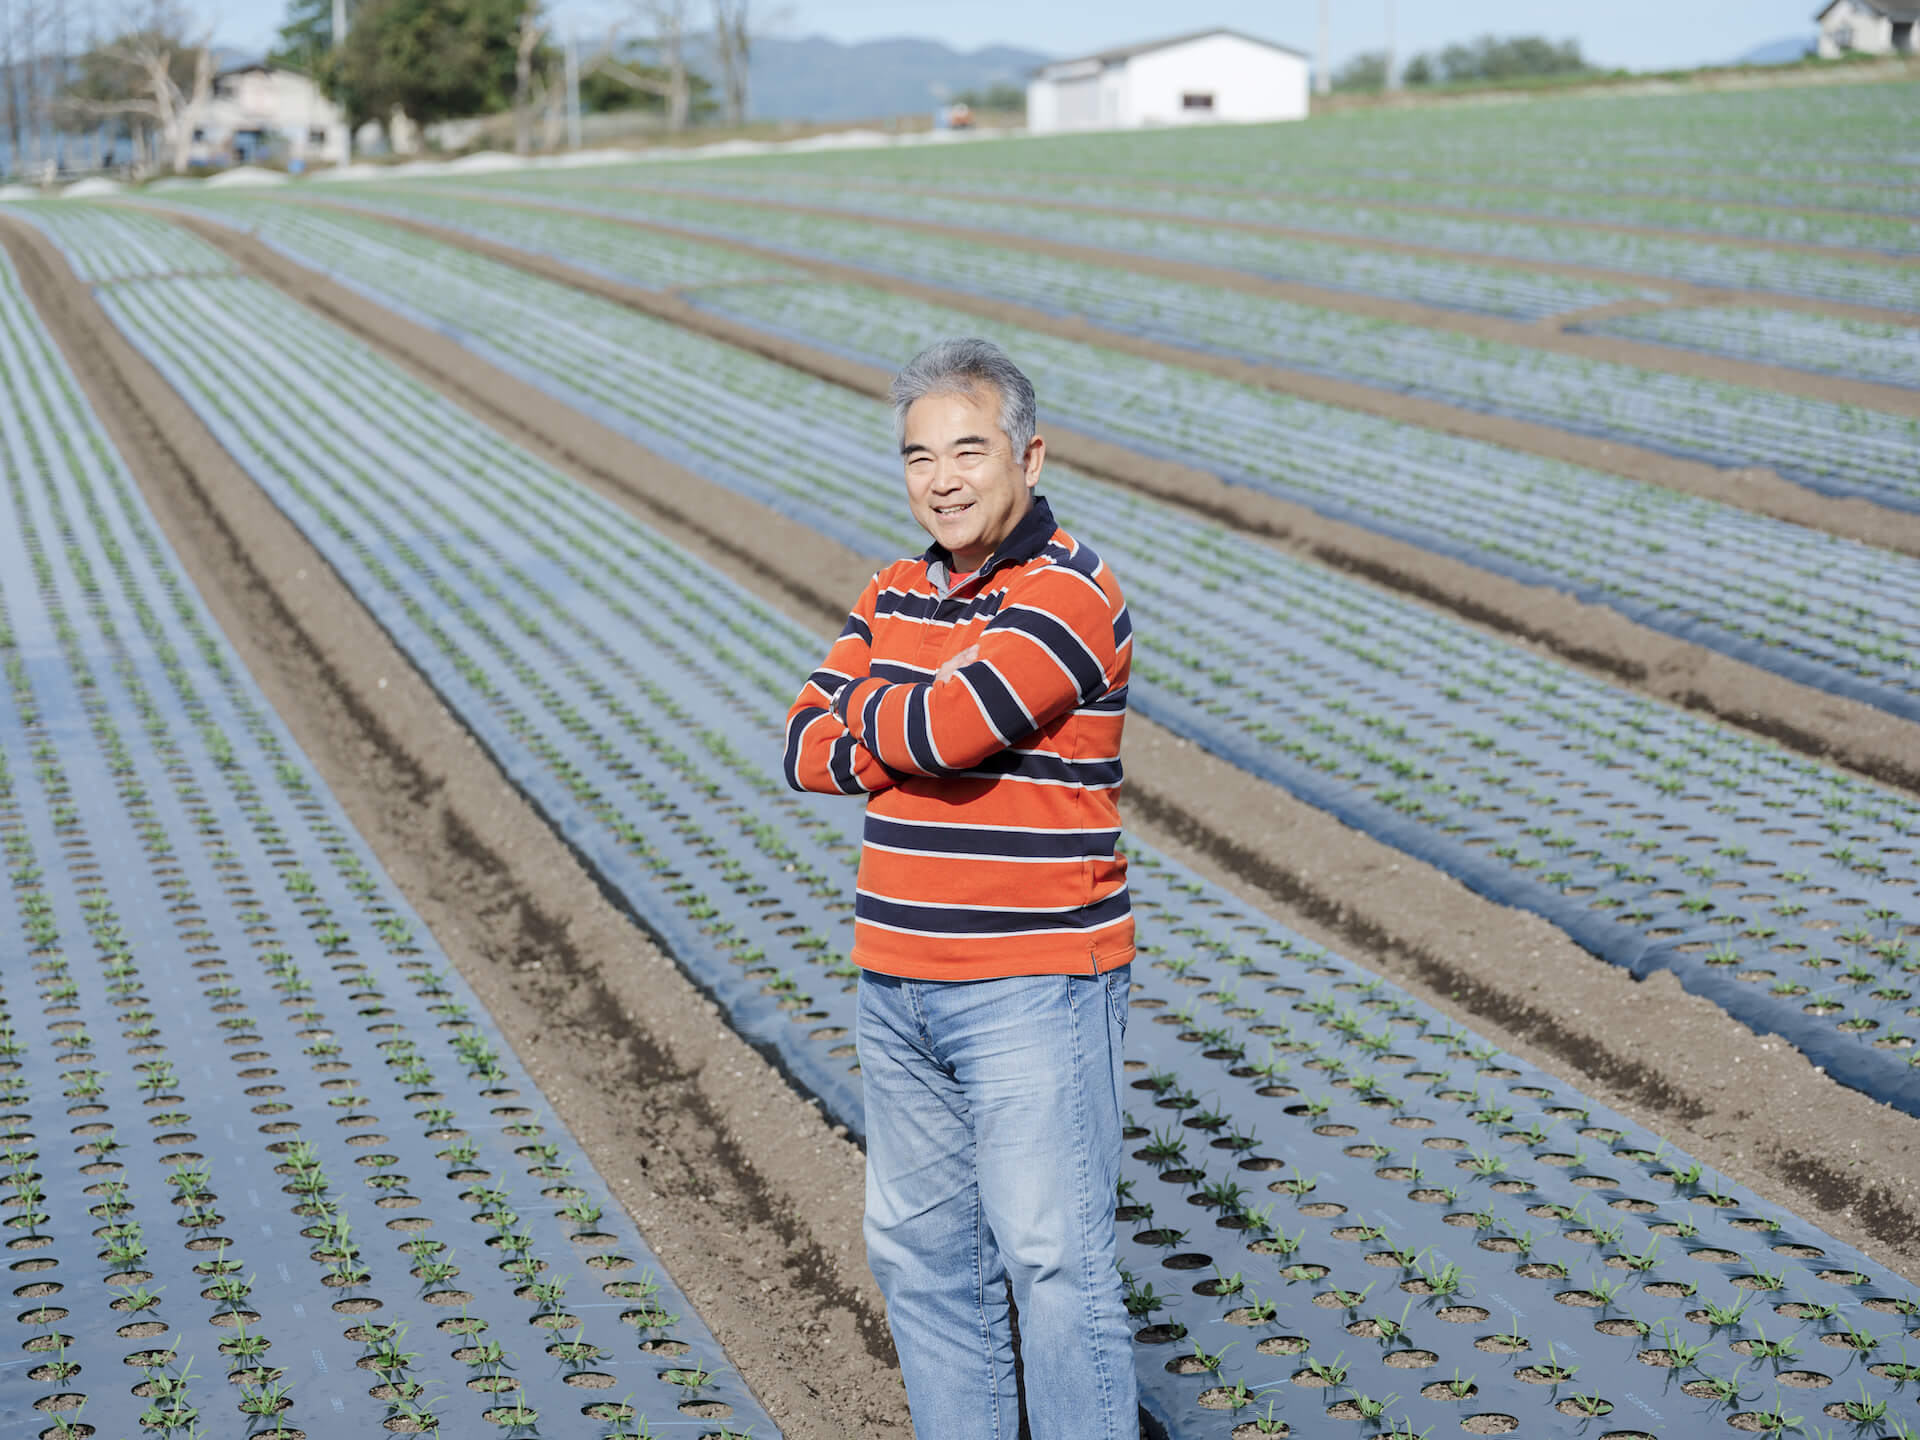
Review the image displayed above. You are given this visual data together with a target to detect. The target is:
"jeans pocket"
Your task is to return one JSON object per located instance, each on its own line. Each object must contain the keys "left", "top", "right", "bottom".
{"left": 1104, "top": 963, "right": 1131, "bottom": 1036}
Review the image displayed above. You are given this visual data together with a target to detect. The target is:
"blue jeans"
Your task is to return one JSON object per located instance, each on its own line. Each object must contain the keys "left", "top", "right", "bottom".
{"left": 857, "top": 967, "right": 1137, "bottom": 1440}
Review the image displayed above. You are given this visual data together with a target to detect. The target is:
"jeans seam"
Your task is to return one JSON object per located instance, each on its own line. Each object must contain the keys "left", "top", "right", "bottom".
{"left": 969, "top": 1154, "right": 1001, "bottom": 1440}
{"left": 1071, "top": 976, "right": 1116, "bottom": 1435}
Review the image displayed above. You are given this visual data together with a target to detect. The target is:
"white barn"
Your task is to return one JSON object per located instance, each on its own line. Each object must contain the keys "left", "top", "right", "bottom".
{"left": 1026, "top": 28, "right": 1311, "bottom": 135}
{"left": 1815, "top": 0, "right": 1919, "bottom": 56}
{"left": 190, "top": 61, "right": 350, "bottom": 171}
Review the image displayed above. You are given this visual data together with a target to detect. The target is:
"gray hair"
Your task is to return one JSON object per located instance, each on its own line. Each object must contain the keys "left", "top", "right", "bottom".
{"left": 889, "top": 337, "right": 1038, "bottom": 457}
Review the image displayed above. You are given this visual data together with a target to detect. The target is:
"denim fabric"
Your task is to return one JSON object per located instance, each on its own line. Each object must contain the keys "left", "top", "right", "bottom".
{"left": 857, "top": 966, "right": 1137, "bottom": 1440}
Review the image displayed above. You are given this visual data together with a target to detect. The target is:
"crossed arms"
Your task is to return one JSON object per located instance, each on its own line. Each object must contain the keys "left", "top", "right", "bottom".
{"left": 783, "top": 567, "right": 1123, "bottom": 796}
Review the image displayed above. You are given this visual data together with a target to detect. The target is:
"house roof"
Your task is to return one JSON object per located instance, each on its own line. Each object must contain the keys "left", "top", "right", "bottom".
{"left": 1815, "top": 0, "right": 1920, "bottom": 21}
{"left": 1038, "top": 27, "right": 1309, "bottom": 72}
{"left": 215, "top": 54, "right": 315, "bottom": 79}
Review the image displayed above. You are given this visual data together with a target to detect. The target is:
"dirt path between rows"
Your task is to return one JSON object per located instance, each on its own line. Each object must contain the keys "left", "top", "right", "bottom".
{"left": 259, "top": 200, "right": 1920, "bottom": 798}
{"left": 379, "top": 190, "right": 1920, "bottom": 559}
{"left": 0, "top": 213, "right": 917, "bottom": 1440}
{"left": 100, "top": 212, "right": 1920, "bottom": 1285}
{"left": 594, "top": 177, "right": 1920, "bottom": 332}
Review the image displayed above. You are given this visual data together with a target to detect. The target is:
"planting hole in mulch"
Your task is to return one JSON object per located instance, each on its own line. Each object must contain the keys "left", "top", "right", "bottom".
{"left": 1460, "top": 1416, "right": 1518, "bottom": 1434}
{"left": 1556, "top": 1397, "right": 1614, "bottom": 1416}
{"left": 1255, "top": 1336, "right": 1308, "bottom": 1356}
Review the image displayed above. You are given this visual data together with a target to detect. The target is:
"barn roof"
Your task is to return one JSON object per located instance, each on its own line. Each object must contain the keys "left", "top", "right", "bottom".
{"left": 1814, "top": 0, "right": 1920, "bottom": 21}
{"left": 1038, "top": 27, "right": 1309, "bottom": 72}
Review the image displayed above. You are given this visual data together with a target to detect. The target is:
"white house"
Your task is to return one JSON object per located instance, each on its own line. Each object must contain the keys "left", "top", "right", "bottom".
{"left": 190, "top": 60, "right": 349, "bottom": 170}
{"left": 1026, "top": 28, "right": 1311, "bottom": 135}
{"left": 1815, "top": 0, "right": 1919, "bottom": 57}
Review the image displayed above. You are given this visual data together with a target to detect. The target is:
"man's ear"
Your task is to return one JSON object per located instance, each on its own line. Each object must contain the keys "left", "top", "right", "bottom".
{"left": 1024, "top": 434, "right": 1046, "bottom": 487}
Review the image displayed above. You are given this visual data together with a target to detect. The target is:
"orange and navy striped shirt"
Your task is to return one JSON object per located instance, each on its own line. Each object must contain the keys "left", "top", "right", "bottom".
{"left": 784, "top": 496, "right": 1134, "bottom": 980}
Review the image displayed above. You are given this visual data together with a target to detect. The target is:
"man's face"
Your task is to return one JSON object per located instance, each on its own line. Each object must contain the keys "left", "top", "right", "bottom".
{"left": 900, "top": 386, "right": 1044, "bottom": 573}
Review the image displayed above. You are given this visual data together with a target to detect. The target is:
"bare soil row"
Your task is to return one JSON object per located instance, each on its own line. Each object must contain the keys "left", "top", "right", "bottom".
{"left": 83, "top": 213, "right": 1920, "bottom": 1287}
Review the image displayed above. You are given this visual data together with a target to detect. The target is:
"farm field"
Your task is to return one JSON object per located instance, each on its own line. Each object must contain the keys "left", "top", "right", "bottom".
{"left": 1, "top": 72, "right": 1918, "bottom": 1440}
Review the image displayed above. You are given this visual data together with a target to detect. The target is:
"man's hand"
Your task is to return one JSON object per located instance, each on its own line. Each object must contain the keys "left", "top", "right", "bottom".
{"left": 933, "top": 645, "right": 980, "bottom": 686}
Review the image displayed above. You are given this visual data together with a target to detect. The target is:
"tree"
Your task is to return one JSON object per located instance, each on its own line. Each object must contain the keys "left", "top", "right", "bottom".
{"left": 710, "top": 0, "right": 747, "bottom": 125}
{"left": 62, "top": 1, "right": 215, "bottom": 175}
{"left": 271, "top": 0, "right": 338, "bottom": 76}
{"left": 512, "top": 0, "right": 545, "bottom": 153}
{"left": 1402, "top": 34, "right": 1591, "bottom": 87}
{"left": 580, "top": 46, "right": 716, "bottom": 127}
{"left": 1330, "top": 49, "right": 1388, "bottom": 92}
{"left": 331, "top": 0, "right": 531, "bottom": 131}
{"left": 950, "top": 81, "right": 1024, "bottom": 113}
{"left": 584, "top": 0, "right": 697, "bottom": 132}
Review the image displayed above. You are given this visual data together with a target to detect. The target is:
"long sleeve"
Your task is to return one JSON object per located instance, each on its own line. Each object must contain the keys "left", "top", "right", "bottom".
{"left": 832, "top": 564, "right": 1126, "bottom": 778}
{"left": 784, "top": 575, "right": 900, "bottom": 795}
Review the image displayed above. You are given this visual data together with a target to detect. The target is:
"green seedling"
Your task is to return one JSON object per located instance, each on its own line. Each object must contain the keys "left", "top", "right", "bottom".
{"left": 1838, "top": 1383, "right": 1886, "bottom": 1423}
{"left": 461, "top": 1340, "right": 507, "bottom": 1368}
{"left": 1187, "top": 1338, "right": 1234, "bottom": 1373}
{"left": 662, "top": 1363, "right": 714, "bottom": 1394}
{"left": 1743, "top": 1325, "right": 1798, "bottom": 1361}
{"left": 115, "top": 1282, "right": 165, "bottom": 1312}
{"left": 1209, "top": 1379, "right": 1255, "bottom": 1410}
{"left": 1699, "top": 1297, "right": 1752, "bottom": 1328}
{"left": 1304, "top": 1350, "right": 1349, "bottom": 1386}
{"left": 221, "top": 1319, "right": 270, "bottom": 1360}
{"left": 1236, "top": 1289, "right": 1279, "bottom": 1324}
{"left": 1139, "top": 1127, "right": 1186, "bottom": 1165}
{"left": 1344, "top": 1389, "right": 1399, "bottom": 1419}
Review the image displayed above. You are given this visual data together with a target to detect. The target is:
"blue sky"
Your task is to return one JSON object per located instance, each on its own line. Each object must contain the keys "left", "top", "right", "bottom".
{"left": 222, "top": 0, "right": 1824, "bottom": 72}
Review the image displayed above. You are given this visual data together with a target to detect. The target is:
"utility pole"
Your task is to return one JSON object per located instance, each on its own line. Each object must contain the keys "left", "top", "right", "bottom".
{"left": 1315, "top": 0, "right": 1330, "bottom": 97}
{"left": 565, "top": 25, "right": 581, "bottom": 149}
{"left": 1384, "top": 0, "right": 1398, "bottom": 91}
{"left": 332, "top": 0, "right": 351, "bottom": 163}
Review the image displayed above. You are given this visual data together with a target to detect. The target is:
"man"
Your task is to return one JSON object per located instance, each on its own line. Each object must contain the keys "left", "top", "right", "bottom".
{"left": 784, "top": 337, "right": 1137, "bottom": 1438}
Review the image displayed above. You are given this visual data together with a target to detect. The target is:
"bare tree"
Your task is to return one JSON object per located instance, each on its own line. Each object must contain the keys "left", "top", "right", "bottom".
{"left": 3, "top": 0, "right": 56, "bottom": 177}
{"left": 584, "top": 0, "right": 691, "bottom": 133}
{"left": 512, "top": 0, "right": 547, "bottom": 155}
{"left": 64, "top": 2, "right": 214, "bottom": 176}
{"left": 710, "top": 0, "right": 747, "bottom": 126}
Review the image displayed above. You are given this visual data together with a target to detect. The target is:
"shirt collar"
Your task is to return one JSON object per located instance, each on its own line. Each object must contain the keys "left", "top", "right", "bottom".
{"left": 923, "top": 494, "right": 1056, "bottom": 593}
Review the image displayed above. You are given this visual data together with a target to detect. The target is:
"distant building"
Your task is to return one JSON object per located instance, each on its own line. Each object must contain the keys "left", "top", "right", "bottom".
{"left": 1815, "top": 0, "right": 1919, "bottom": 57}
{"left": 1026, "top": 27, "right": 1311, "bottom": 135}
{"left": 190, "top": 60, "right": 349, "bottom": 170}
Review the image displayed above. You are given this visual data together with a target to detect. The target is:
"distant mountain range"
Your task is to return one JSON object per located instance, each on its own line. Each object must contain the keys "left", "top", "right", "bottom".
{"left": 1735, "top": 35, "right": 1817, "bottom": 65}
{"left": 706, "top": 34, "right": 1054, "bottom": 122}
